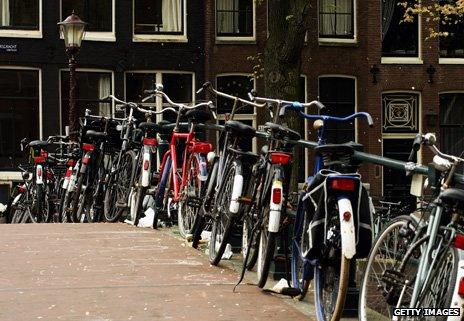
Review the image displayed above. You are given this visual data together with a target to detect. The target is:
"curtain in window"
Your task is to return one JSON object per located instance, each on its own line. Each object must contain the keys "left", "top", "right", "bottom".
{"left": 320, "top": 0, "right": 336, "bottom": 35}
{"left": 217, "top": 0, "right": 237, "bottom": 34}
{"left": 382, "top": 0, "right": 395, "bottom": 41}
{"left": 1, "top": 0, "right": 10, "bottom": 27}
{"left": 336, "top": 0, "right": 352, "bottom": 35}
{"left": 98, "top": 75, "right": 111, "bottom": 117}
{"left": 161, "top": 0, "right": 182, "bottom": 32}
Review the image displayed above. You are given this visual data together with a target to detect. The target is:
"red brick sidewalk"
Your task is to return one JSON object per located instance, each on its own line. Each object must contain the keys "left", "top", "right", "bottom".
{"left": 0, "top": 224, "right": 309, "bottom": 321}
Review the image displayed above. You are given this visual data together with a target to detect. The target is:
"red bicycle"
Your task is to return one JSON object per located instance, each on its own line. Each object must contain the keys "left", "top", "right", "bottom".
{"left": 150, "top": 87, "right": 216, "bottom": 237}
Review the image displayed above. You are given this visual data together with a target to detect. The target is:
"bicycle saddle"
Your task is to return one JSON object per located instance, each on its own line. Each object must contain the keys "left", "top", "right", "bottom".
{"left": 29, "top": 140, "right": 48, "bottom": 148}
{"left": 314, "top": 143, "right": 355, "bottom": 157}
{"left": 185, "top": 108, "right": 213, "bottom": 124}
{"left": 138, "top": 122, "right": 162, "bottom": 132}
{"left": 264, "top": 122, "right": 301, "bottom": 141}
{"left": 439, "top": 188, "right": 464, "bottom": 208}
{"left": 85, "top": 130, "right": 107, "bottom": 139}
{"left": 225, "top": 120, "right": 256, "bottom": 137}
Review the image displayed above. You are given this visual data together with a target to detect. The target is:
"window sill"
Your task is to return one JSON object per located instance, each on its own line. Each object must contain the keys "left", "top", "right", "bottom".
{"left": 132, "top": 34, "right": 188, "bottom": 43}
{"left": 215, "top": 36, "right": 256, "bottom": 44}
{"left": 318, "top": 37, "right": 358, "bottom": 47}
{"left": 381, "top": 57, "right": 423, "bottom": 65}
{"left": 84, "top": 32, "right": 116, "bottom": 42}
{"left": 439, "top": 58, "right": 464, "bottom": 65}
{"left": 0, "top": 29, "right": 42, "bottom": 38}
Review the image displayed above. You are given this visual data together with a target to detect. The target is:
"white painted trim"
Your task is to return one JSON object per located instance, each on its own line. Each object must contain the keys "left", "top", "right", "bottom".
{"left": 0, "top": 172, "right": 22, "bottom": 181}
{"left": 317, "top": 75, "right": 358, "bottom": 142}
{"left": 58, "top": 68, "right": 115, "bottom": 134}
{"left": 59, "top": 0, "right": 116, "bottom": 42}
{"left": 381, "top": 13, "right": 422, "bottom": 62}
{"left": 318, "top": 0, "right": 357, "bottom": 44}
{"left": 215, "top": 0, "right": 256, "bottom": 42}
{"left": 0, "top": 66, "right": 42, "bottom": 139}
{"left": 132, "top": 0, "right": 188, "bottom": 42}
{"left": 381, "top": 57, "right": 423, "bottom": 64}
{"left": 0, "top": 0, "right": 42, "bottom": 38}
{"left": 439, "top": 58, "right": 464, "bottom": 65}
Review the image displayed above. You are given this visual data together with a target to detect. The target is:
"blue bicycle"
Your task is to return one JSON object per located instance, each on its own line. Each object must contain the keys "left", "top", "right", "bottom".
{"left": 284, "top": 105, "right": 374, "bottom": 321}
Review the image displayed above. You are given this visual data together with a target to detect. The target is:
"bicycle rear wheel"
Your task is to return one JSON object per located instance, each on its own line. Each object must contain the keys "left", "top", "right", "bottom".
{"left": 153, "top": 155, "right": 171, "bottom": 229}
{"left": 209, "top": 163, "right": 237, "bottom": 266}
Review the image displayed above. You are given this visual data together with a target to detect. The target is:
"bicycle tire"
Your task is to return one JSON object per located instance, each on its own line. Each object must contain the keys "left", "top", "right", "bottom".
{"left": 256, "top": 224, "right": 276, "bottom": 288}
{"left": 314, "top": 255, "right": 350, "bottom": 321}
{"left": 209, "top": 163, "right": 237, "bottom": 266}
{"left": 153, "top": 155, "right": 171, "bottom": 229}
{"left": 178, "top": 153, "right": 204, "bottom": 239}
{"left": 242, "top": 214, "right": 259, "bottom": 271}
{"left": 71, "top": 172, "right": 86, "bottom": 223}
{"left": 358, "top": 215, "right": 418, "bottom": 321}
{"left": 133, "top": 186, "right": 147, "bottom": 226}
{"left": 36, "top": 184, "right": 44, "bottom": 223}
{"left": 191, "top": 214, "right": 206, "bottom": 249}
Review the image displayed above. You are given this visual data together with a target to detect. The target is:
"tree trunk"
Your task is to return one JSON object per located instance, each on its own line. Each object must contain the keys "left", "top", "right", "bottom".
{"left": 264, "top": 0, "right": 310, "bottom": 190}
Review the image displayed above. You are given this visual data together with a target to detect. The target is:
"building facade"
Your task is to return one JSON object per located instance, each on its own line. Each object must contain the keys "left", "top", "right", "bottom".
{"left": 1, "top": 0, "right": 464, "bottom": 204}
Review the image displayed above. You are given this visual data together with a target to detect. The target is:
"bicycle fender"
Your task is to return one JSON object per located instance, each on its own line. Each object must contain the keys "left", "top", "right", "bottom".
{"left": 269, "top": 167, "right": 283, "bottom": 233}
{"left": 448, "top": 254, "right": 464, "bottom": 321}
{"left": 36, "top": 165, "right": 43, "bottom": 185}
{"left": 142, "top": 146, "right": 151, "bottom": 187}
{"left": 229, "top": 161, "right": 243, "bottom": 214}
{"left": 338, "top": 197, "right": 356, "bottom": 259}
{"left": 12, "top": 193, "right": 22, "bottom": 206}
{"left": 197, "top": 154, "right": 208, "bottom": 182}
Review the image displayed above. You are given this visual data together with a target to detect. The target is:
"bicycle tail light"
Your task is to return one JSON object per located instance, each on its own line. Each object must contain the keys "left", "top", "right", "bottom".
{"left": 269, "top": 152, "right": 291, "bottom": 165}
{"left": 459, "top": 277, "right": 464, "bottom": 296}
{"left": 82, "top": 143, "right": 95, "bottom": 152}
{"left": 454, "top": 234, "right": 464, "bottom": 250}
{"left": 17, "top": 184, "right": 26, "bottom": 193}
{"left": 330, "top": 178, "right": 356, "bottom": 192}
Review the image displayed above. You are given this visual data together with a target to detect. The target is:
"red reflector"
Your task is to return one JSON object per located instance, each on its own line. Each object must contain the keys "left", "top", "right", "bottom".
{"left": 459, "top": 277, "right": 464, "bottom": 296}
{"left": 34, "top": 156, "right": 46, "bottom": 164}
{"left": 82, "top": 156, "right": 90, "bottom": 165}
{"left": 18, "top": 185, "right": 26, "bottom": 193}
{"left": 82, "top": 143, "right": 95, "bottom": 151}
{"left": 143, "top": 138, "right": 157, "bottom": 146}
{"left": 47, "top": 171, "right": 53, "bottom": 180}
{"left": 65, "top": 169, "right": 72, "bottom": 178}
{"left": 67, "top": 159, "right": 75, "bottom": 167}
{"left": 331, "top": 178, "right": 356, "bottom": 191}
{"left": 454, "top": 234, "right": 464, "bottom": 250}
{"left": 272, "top": 188, "right": 282, "bottom": 204}
{"left": 37, "top": 167, "right": 42, "bottom": 177}
{"left": 143, "top": 160, "right": 150, "bottom": 170}
{"left": 343, "top": 211, "right": 351, "bottom": 221}
{"left": 270, "top": 152, "right": 291, "bottom": 165}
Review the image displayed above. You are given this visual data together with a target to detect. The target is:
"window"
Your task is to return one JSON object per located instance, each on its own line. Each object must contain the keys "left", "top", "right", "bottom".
{"left": 133, "top": 0, "right": 186, "bottom": 41}
{"left": 381, "top": 0, "right": 419, "bottom": 59}
{"left": 319, "top": 77, "right": 356, "bottom": 144}
{"left": 216, "top": 0, "right": 253, "bottom": 38}
{"left": 216, "top": 75, "right": 256, "bottom": 152}
{"left": 0, "top": 0, "right": 41, "bottom": 37}
{"left": 60, "top": 71, "right": 112, "bottom": 131}
{"left": 61, "top": 0, "right": 113, "bottom": 39}
{"left": 440, "top": 93, "right": 464, "bottom": 157}
{"left": 319, "top": 0, "right": 354, "bottom": 39}
{"left": 0, "top": 68, "right": 40, "bottom": 169}
{"left": 439, "top": 1, "right": 464, "bottom": 59}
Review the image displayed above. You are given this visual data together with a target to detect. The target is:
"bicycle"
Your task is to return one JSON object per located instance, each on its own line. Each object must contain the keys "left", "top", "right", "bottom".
{"left": 359, "top": 132, "right": 464, "bottom": 321}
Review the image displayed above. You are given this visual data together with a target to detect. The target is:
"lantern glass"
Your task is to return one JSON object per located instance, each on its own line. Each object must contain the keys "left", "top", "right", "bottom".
{"left": 58, "top": 13, "right": 86, "bottom": 48}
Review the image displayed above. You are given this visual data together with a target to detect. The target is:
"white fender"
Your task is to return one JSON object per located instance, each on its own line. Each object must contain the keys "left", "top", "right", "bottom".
{"left": 36, "top": 165, "right": 43, "bottom": 185}
{"left": 338, "top": 198, "right": 356, "bottom": 259}
{"left": 141, "top": 149, "right": 151, "bottom": 187}
{"left": 268, "top": 180, "right": 283, "bottom": 233}
{"left": 448, "top": 258, "right": 464, "bottom": 321}
{"left": 12, "top": 193, "right": 22, "bottom": 206}
{"left": 62, "top": 167, "right": 72, "bottom": 189}
{"left": 229, "top": 174, "right": 243, "bottom": 214}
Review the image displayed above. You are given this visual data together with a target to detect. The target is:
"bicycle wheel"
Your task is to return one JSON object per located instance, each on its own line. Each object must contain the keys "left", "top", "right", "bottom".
{"left": 153, "top": 155, "right": 171, "bottom": 229}
{"left": 291, "top": 194, "right": 311, "bottom": 299}
{"left": 358, "top": 215, "right": 418, "bottom": 321}
{"left": 209, "top": 163, "right": 237, "bottom": 266}
{"left": 178, "top": 153, "right": 204, "bottom": 239}
{"left": 256, "top": 205, "right": 276, "bottom": 288}
{"left": 36, "top": 184, "right": 45, "bottom": 223}
{"left": 71, "top": 171, "right": 86, "bottom": 223}
{"left": 104, "top": 151, "right": 136, "bottom": 222}
{"left": 79, "top": 166, "right": 105, "bottom": 223}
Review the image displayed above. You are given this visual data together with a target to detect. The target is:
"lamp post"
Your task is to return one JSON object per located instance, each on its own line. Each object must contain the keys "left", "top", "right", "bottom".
{"left": 58, "top": 11, "right": 86, "bottom": 140}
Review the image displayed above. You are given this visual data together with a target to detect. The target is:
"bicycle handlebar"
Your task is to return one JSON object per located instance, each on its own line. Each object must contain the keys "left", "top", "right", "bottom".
{"left": 197, "top": 81, "right": 266, "bottom": 109}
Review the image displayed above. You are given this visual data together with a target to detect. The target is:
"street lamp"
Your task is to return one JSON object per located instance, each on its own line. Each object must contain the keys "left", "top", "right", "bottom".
{"left": 58, "top": 11, "right": 86, "bottom": 140}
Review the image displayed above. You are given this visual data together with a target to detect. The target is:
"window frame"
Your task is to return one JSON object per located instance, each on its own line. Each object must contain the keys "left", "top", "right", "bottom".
{"left": 59, "top": 68, "right": 115, "bottom": 134}
{"left": 380, "top": 3, "right": 422, "bottom": 64}
{"left": 438, "top": 91, "right": 464, "bottom": 154}
{"left": 381, "top": 91, "right": 422, "bottom": 196}
{"left": 59, "top": 0, "right": 116, "bottom": 42}
{"left": 317, "top": 74, "right": 358, "bottom": 141}
{"left": 132, "top": 0, "right": 188, "bottom": 43}
{"left": 318, "top": 0, "right": 357, "bottom": 44}
{"left": 215, "top": 73, "right": 257, "bottom": 152}
{"left": 0, "top": 66, "right": 42, "bottom": 180}
{"left": 0, "top": 0, "right": 42, "bottom": 38}
{"left": 215, "top": 0, "right": 256, "bottom": 43}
